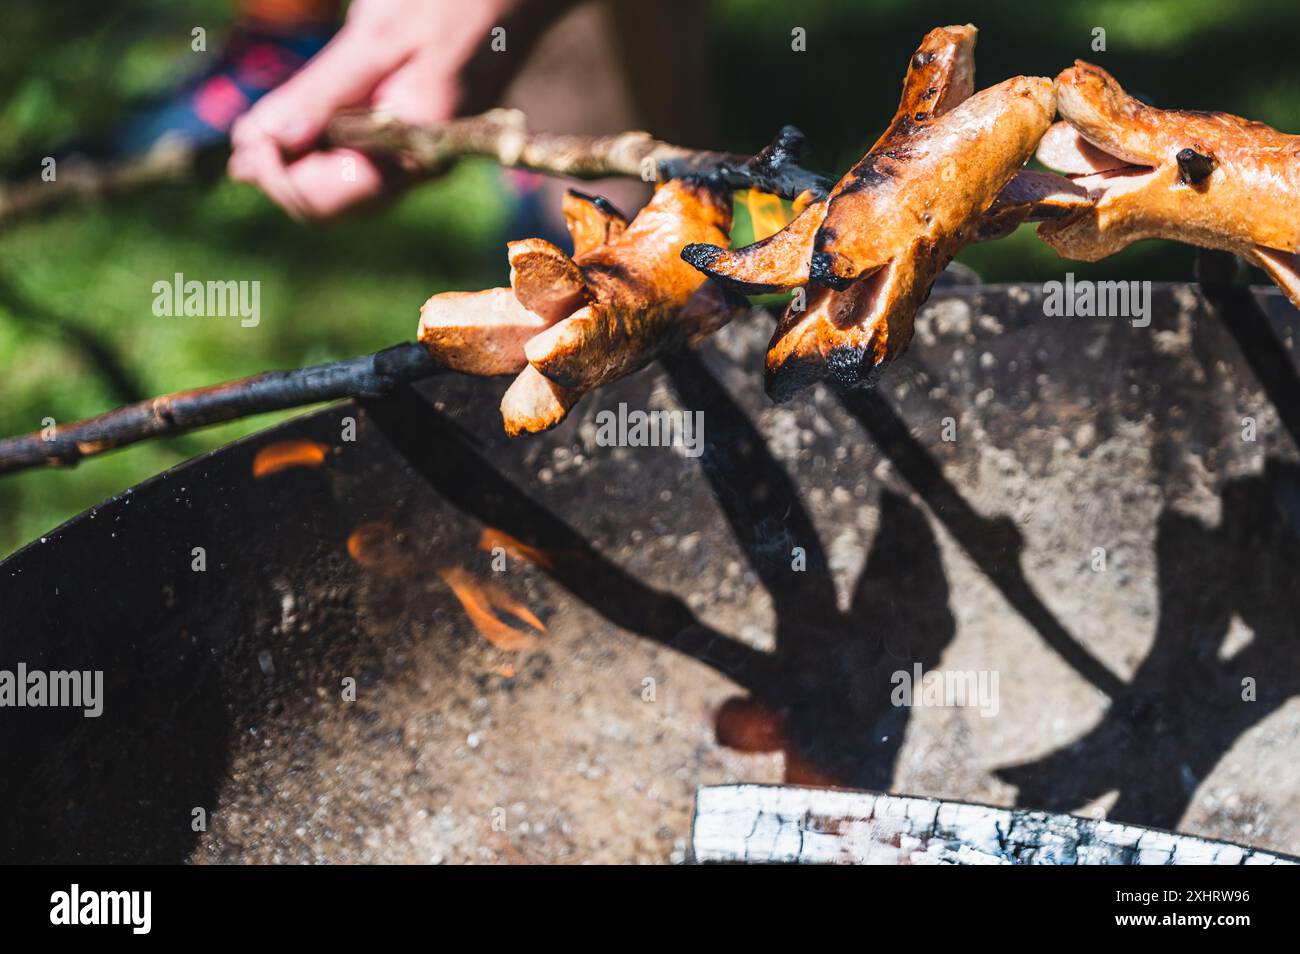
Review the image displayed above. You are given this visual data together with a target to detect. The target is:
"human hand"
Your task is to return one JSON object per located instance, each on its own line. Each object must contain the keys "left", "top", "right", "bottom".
{"left": 228, "top": 0, "right": 519, "bottom": 218}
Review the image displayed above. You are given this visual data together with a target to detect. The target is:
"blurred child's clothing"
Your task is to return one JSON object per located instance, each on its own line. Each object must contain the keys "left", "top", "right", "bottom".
{"left": 110, "top": 16, "right": 337, "bottom": 158}
{"left": 238, "top": 0, "right": 341, "bottom": 29}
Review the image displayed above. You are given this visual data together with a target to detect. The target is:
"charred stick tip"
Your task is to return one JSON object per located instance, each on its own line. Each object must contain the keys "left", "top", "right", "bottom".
{"left": 1176, "top": 147, "right": 1214, "bottom": 185}
{"left": 774, "top": 124, "right": 807, "bottom": 151}
{"left": 808, "top": 252, "right": 835, "bottom": 285}
{"left": 690, "top": 125, "right": 832, "bottom": 203}
{"left": 750, "top": 125, "right": 809, "bottom": 173}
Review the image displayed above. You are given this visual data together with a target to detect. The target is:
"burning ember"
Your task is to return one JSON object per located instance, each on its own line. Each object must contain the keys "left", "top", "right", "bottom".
{"left": 345, "top": 520, "right": 421, "bottom": 577}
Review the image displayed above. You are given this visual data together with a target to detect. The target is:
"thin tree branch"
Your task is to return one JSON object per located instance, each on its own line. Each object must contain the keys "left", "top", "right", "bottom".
{"left": 0, "top": 109, "right": 833, "bottom": 229}
{"left": 0, "top": 342, "right": 443, "bottom": 474}
{"left": 0, "top": 143, "right": 200, "bottom": 231}
{"left": 326, "top": 108, "right": 833, "bottom": 201}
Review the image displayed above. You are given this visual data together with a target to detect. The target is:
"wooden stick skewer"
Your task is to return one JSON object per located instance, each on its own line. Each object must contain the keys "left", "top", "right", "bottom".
{"left": 0, "top": 111, "right": 829, "bottom": 474}
{"left": 0, "top": 343, "right": 442, "bottom": 474}
{"left": 325, "top": 108, "right": 832, "bottom": 201}
{"left": 0, "top": 108, "right": 830, "bottom": 231}
{"left": 0, "top": 108, "right": 1076, "bottom": 473}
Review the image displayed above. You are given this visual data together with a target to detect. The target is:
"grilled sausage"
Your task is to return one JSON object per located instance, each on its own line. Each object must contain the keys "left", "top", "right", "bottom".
{"left": 417, "top": 195, "right": 623, "bottom": 376}
{"left": 763, "top": 74, "right": 1056, "bottom": 400}
{"left": 1038, "top": 61, "right": 1300, "bottom": 307}
{"left": 500, "top": 177, "right": 743, "bottom": 435}
{"left": 682, "top": 24, "right": 979, "bottom": 295}
{"left": 682, "top": 25, "right": 1057, "bottom": 400}
{"left": 418, "top": 189, "right": 635, "bottom": 377}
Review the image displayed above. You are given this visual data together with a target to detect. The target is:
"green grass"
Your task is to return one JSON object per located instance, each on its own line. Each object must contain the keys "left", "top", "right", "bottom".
{"left": 0, "top": 162, "right": 510, "bottom": 556}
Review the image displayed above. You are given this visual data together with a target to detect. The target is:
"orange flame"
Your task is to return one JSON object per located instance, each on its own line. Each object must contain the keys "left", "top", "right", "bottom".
{"left": 436, "top": 566, "right": 545, "bottom": 652}
{"left": 791, "top": 188, "right": 818, "bottom": 216}
{"left": 253, "top": 440, "right": 328, "bottom": 478}
{"left": 347, "top": 521, "right": 547, "bottom": 653}
{"left": 740, "top": 189, "right": 789, "bottom": 242}
{"left": 478, "top": 527, "right": 557, "bottom": 571}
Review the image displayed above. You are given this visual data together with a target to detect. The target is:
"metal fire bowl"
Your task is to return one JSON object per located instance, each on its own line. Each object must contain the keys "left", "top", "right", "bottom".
{"left": 2, "top": 284, "right": 1298, "bottom": 864}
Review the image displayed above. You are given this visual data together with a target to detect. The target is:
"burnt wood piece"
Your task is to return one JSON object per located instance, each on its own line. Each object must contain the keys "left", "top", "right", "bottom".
{"left": 691, "top": 785, "right": 1300, "bottom": 865}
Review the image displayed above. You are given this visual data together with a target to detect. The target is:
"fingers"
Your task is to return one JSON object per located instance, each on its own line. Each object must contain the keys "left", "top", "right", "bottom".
{"left": 289, "top": 149, "right": 389, "bottom": 219}
{"left": 228, "top": 39, "right": 459, "bottom": 219}
{"left": 228, "top": 138, "right": 311, "bottom": 218}
{"left": 227, "top": 15, "right": 414, "bottom": 219}
{"left": 231, "top": 26, "right": 410, "bottom": 155}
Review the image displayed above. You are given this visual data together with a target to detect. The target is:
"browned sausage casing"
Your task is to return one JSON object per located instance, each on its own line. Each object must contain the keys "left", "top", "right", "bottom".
{"left": 1038, "top": 61, "right": 1300, "bottom": 306}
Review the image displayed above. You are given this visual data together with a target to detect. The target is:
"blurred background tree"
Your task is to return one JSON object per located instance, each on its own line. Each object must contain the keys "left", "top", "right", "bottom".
{"left": 2, "top": 0, "right": 1297, "bottom": 555}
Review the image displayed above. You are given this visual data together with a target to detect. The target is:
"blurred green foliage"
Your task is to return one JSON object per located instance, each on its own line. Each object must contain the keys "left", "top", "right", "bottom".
{"left": 2, "top": 0, "right": 1298, "bottom": 555}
